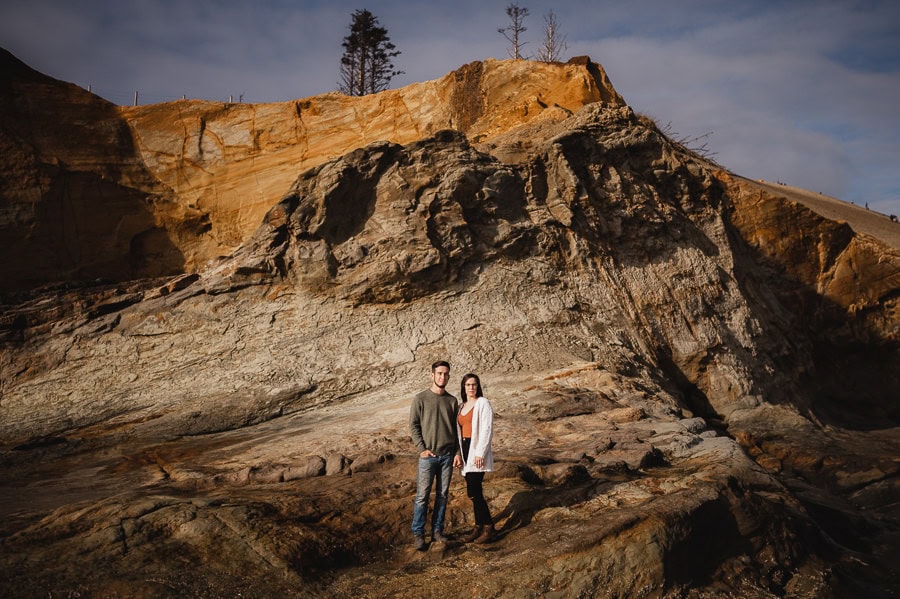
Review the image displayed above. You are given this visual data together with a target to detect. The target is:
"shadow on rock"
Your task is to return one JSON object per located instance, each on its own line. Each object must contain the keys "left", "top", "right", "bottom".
{"left": 495, "top": 476, "right": 624, "bottom": 534}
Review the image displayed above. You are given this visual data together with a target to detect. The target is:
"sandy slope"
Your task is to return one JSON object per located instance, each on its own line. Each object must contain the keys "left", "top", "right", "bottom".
{"left": 750, "top": 178, "right": 900, "bottom": 249}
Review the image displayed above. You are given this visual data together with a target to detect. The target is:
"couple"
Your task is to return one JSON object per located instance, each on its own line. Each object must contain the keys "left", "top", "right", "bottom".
{"left": 408, "top": 360, "right": 496, "bottom": 551}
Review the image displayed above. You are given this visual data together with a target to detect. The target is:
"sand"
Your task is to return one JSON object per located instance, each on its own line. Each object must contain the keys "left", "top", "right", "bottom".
{"left": 750, "top": 178, "right": 900, "bottom": 250}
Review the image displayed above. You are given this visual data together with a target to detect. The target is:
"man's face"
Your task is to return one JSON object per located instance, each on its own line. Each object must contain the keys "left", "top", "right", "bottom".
{"left": 432, "top": 366, "right": 450, "bottom": 390}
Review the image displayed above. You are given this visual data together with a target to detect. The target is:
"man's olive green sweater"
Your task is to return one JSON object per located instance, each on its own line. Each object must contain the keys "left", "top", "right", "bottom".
{"left": 409, "top": 389, "right": 459, "bottom": 456}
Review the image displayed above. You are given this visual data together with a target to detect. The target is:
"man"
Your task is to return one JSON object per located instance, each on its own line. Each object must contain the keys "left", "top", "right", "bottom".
{"left": 409, "top": 360, "right": 463, "bottom": 550}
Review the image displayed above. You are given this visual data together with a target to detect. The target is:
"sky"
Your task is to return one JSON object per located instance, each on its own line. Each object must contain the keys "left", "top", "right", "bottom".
{"left": 2, "top": 0, "right": 899, "bottom": 216}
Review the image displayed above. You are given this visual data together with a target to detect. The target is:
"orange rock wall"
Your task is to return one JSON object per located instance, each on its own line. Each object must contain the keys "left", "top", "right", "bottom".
{"left": 121, "top": 58, "right": 624, "bottom": 272}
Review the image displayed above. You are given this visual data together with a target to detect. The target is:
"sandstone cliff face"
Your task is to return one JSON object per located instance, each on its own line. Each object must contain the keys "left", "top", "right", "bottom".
{"left": 1, "top": 51, "right": 622, "bottom": 291}
{"left": 720, "top": 173, "right": 900, "bottom": 427}
{"left": 0, "top": 49, "right": 184, "bottom": 291}
{"left": 1, "top": 52, "right": 898, "bottom": 598}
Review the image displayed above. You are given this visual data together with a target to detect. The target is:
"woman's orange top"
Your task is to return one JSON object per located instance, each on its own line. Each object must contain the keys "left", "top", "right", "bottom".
{"left": 458, "top": 406, "right": 474, "bottom": 438}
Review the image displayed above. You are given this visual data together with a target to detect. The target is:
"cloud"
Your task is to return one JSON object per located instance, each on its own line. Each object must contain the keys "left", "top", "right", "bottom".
{"left": 580, "top": 2, "right": 900, "bottom": 213}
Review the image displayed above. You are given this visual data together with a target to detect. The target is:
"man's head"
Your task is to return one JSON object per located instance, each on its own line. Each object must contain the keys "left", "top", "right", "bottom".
{"left": 431, "top": 360, "right": 451, "bottom": 392}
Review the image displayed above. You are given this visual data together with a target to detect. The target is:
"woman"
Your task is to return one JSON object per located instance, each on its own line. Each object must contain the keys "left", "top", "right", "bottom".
{"left": 456, "top": 373, "right": 496, "bottom": 543}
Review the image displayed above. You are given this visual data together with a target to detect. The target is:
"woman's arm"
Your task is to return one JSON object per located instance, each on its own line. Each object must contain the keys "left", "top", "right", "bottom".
{"left": 473, "top": 398, "right": 493, "bottom": 461}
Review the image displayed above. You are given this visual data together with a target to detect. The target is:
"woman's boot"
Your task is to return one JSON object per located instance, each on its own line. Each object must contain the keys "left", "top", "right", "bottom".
{"left": 474, "top": 524, "right": 496, "bottom": 544}
{"left": 463, "top": 525, "right": 483, "bottom": 543}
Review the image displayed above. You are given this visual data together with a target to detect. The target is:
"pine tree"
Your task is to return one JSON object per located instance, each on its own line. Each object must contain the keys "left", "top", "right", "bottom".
{"left": 338, "top": 9, "right": 402, "bottom": 96}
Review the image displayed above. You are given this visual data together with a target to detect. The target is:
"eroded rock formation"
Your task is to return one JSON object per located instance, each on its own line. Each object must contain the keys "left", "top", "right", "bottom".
{"left": 1, "top": 49, "right": 622, "bottom": 292}
{"left": 1, "top": 49, "right": 898, "bottom": 598}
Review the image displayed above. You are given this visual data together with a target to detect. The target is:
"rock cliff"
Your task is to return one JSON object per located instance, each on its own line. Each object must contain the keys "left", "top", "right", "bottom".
{"left": 1, "top": 49, "right": 621, "bottom": 292}
{"left": 1, "top": 49, "right": 898, "bottom": 598}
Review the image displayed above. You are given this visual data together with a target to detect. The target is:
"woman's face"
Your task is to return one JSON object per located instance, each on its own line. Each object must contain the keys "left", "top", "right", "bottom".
{"left": 464, "top": 378, "right": 479, "bottom": 400}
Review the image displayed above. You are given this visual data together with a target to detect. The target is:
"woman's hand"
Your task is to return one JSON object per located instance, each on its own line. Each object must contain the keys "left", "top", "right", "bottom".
{"left": 474, "top": 456, "right": 484, "bottom": 468}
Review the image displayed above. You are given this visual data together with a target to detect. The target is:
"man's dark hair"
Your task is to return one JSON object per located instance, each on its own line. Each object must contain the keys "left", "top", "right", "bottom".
{"left": 432, "top": 360, "right": 451, "bottom": 371}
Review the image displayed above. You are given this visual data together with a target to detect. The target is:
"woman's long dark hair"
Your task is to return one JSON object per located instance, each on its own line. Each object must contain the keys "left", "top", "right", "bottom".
{"left": 460, "top": 373, "right": 483, "bottom": 403}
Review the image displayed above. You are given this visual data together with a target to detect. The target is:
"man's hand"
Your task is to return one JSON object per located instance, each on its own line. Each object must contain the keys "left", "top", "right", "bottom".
{"left": 420, "top": 449, "right": 436, "bottom": 458}
{"left": 453, "top": 455, "right": 463, "bottom": 469}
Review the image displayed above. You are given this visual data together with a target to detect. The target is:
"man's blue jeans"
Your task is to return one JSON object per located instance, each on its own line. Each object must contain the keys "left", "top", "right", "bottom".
{"left": 411, "top": 454, "right": 454, "bottom": 536}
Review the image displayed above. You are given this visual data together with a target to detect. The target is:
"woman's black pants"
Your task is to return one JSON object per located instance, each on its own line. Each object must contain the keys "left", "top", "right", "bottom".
{"left": 461, "top": 438, "right": 493, "bottom": 526}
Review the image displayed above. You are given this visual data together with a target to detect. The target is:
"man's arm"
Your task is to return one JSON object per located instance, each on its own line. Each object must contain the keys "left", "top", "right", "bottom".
{"left": 409, "top": 395, "right": 432, "bottom": 456}
{"left": 451, "top": 398, "right": 460, "bottom": 456}
{"left": 451, "top": 398, "right": 463, "bottom": 468}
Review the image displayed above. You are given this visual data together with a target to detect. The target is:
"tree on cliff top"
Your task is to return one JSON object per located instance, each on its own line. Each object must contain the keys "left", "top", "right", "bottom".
{"left": 498, "top": 3, "right": 530, "bottom": 59}
{"left": 537, "top": 10, "right": 567, "bottom": 62}
{"left": 338, "top": 9, "right": 402, "bottom": 96}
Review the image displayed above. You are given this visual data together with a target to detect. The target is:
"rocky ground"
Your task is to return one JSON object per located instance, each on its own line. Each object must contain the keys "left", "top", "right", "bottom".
{"left": 2, "top": 358, "right": 896, "bottom": 597}
{"left": 0, "top": 363, "right": 882, "bottom": 598}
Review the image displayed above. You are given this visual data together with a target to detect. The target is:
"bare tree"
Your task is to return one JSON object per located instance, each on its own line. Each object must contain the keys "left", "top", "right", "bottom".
{"left": 498, "top": 3, "right": 530, "bottom": 59}
{"left": 537, "top": 9, "right": 568, "bottom": 62}
{"left": 338, "top": 9, "right": 402, "bottom": 96}
{"left": 657, "top": 120, "right": 719, "bottom": 162}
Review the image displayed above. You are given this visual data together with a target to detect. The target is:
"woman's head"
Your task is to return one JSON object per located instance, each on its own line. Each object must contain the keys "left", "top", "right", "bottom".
{"left": 460, "top": 373, "right": 483, "bottom": 402}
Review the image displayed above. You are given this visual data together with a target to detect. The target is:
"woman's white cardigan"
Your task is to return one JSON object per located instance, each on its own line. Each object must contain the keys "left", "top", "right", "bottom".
{"left": 457, "top": 396, "right": 494, "bottom": 475}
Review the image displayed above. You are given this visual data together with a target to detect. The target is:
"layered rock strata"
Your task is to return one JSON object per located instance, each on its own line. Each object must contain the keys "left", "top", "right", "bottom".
{"left": 1, "top": 53, "right": 898, "bottom": 597}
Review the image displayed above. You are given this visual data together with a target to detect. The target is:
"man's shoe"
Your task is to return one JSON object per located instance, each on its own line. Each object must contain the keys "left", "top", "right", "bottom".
{"left": 413, "top": 534, "right": 426, "bottom": 551}
{"left": 462, "top": 525, "right": 482, "bottom": 543}
{"left": 432, "top": 530, "right": 449, "bottom": 543}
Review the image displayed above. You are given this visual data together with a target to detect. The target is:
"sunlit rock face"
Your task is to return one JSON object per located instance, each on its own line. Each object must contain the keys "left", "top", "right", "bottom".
{"left": 0, "top": 48, "right": 898, "bottom": 598}
{"left": 1, "top": 50, "right": 622, "bottom": 292}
